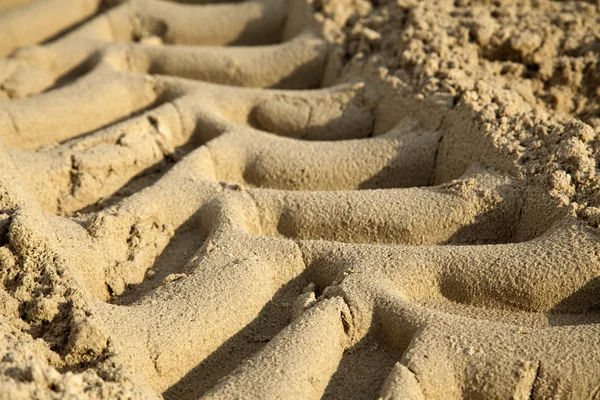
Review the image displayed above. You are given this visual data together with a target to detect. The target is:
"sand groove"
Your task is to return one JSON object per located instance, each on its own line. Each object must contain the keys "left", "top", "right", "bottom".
{"left": 1, "top": 0, "right": 599, "bottom": 399}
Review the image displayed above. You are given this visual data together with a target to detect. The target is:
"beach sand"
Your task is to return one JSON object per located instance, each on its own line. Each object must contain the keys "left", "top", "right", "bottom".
{"left": 0, "top": 0, "right": 599, "bottom": 398}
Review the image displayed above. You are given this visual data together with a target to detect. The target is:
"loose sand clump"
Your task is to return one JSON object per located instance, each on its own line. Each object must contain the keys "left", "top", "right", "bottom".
{"left": 322, "top": 0, "right": 600, "bottom": 126}
{"left": 319, "top": 0, "right": 600, "bottom": 228}
{"left": 0, "top": 318, "right": 157, "bottom": 400}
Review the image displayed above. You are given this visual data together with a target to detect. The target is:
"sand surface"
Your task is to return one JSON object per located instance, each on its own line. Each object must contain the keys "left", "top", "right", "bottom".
{"left": 0, "top": 0, "right": 599, "bottom": 398}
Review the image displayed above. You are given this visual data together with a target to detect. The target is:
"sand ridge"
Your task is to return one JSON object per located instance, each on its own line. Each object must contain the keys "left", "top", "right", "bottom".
{"left": 0, "top": 0, "right": 600, "bottom": 399}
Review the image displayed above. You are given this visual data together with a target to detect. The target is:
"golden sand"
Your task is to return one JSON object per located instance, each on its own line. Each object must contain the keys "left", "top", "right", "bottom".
{"left": 1, "top": 0, "right": 599, "bottom": 398}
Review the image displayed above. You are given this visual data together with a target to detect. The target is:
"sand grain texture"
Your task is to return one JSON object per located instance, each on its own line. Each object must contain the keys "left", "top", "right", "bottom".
{"left": 0, "top": 0, "right": 600, "bottom": 399}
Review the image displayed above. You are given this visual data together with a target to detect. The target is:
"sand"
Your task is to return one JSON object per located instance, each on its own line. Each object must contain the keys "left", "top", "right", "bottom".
{"left": 0, "top": 0, "right": 599, "bottom": 398}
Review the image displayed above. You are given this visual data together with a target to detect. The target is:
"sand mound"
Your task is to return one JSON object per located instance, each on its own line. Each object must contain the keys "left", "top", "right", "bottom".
{"left": 0, "top": 0, "right": 599, "bottom": 399}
